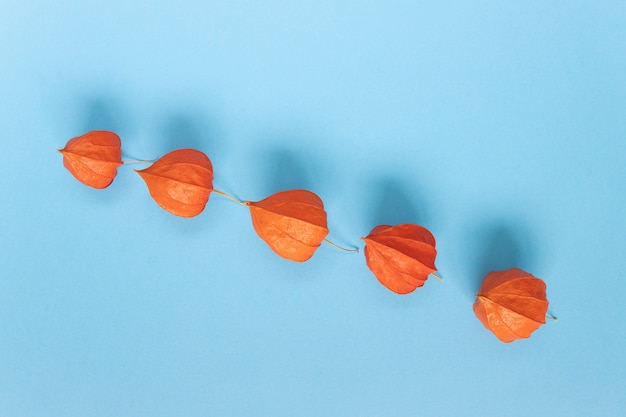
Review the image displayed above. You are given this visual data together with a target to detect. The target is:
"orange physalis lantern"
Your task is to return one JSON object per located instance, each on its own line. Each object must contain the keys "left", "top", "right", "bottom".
{"left": 473, "top": 268, "right": 549, "bottom": 343}
{"left": 362, "top": 224, "right": 438, "bottom": 294}
{"left": 246, "top": 189, "right": 329, "bottom": 262}
{"left": 135, "top": 148, "right": 213, "bottom": 218}
{"left": 58, "top": 130, "right": 122, "bottom": 189}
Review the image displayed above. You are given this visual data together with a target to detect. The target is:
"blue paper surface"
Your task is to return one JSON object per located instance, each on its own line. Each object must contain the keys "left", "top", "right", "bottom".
{"left": 1, "top": 1, "right": 625, "bottom": 416}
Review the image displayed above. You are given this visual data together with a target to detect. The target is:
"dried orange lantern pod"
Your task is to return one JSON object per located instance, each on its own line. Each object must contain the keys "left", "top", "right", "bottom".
{"left": 135, "top": 148, "right": 213, "bottom": 218}
{"left": 246, "top": 189, "right": 329, "bottom": 262}
{"left": 58, "top": 130, "right": 122, "bottom": 189}
{"left": 362, "top": 224, "right": 438, "bottom": 294}
{"left": 473, "top": 268, "right": 549, "bottom": 343}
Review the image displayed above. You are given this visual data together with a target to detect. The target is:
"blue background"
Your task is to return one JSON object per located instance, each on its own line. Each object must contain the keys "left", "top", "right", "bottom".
{"left": 1, "top": 1, "right": 625, "bottom": 416}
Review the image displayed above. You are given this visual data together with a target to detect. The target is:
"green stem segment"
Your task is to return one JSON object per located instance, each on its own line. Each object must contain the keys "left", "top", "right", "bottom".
{"left": 323, "top": 239, "right": 359, "bottom": 253}
{"left": 122, "top": 159, "right": 155, "bottom": 164}
{"left": 213, "top": 189, "right": 247, "bottom": 206}
{"left": 546, "top": 314, "right": 558, "bottom": 321}
{"left": 432, "top": 272, "right": 443, "bottom": 282}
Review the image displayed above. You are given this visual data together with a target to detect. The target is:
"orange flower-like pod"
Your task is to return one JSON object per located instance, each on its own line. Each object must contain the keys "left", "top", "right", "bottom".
{"left": 136, "top": 149, "right": 213, "bottom": 218}
{"left": 246, "top": 190, "right": 329, "bottom": 262}
{"left": 58, "top": 130, "right": 122, "bottom": 189}
{"left": 473, "top": 268, "right": 549, "bottom": 343}
{"left": 362, "top": 224, "right": 437, "bottom": 294}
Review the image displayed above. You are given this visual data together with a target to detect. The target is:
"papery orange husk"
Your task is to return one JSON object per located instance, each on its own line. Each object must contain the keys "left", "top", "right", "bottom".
{"left": 362, "top": 224, "right": 437, "bottom": 294}
{"left": 58, "top": 130, "right": 122, "bottom": 189}
{"left": 136, "top": 148, "right": 213, "bottom": 218}
{"left": 473, "top": 268, "right": 549, "bottom": 343}
{"left": 246, "top": 190, "right": 329, "bottom": 262}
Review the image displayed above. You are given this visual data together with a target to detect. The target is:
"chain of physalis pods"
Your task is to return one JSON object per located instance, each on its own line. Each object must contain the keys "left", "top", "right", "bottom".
{"left": 58, "top": 130, "right": 556, "bottom": 343}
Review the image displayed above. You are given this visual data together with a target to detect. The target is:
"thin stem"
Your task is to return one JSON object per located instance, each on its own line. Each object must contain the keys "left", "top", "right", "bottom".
{"left": 546, "top": 314, "right": 558, "bottom": 321}
{"left": 213, "top": 189, "right": 247, "bottom": 206}
{"left": 432, "top": 272, "right": 443, "bottom": 282}
{"left": 122, "top": 159, "right": 155, "bottom": 164}
{"left": 323, "top": 239, "right": 359, "bottom": 253}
